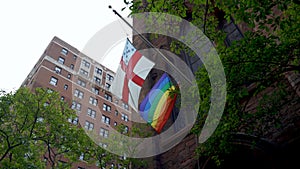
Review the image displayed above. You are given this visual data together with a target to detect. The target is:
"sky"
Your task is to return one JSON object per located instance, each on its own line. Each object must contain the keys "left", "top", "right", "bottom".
{"left": 0, "top": 0, "right": 131, "bottom": 92}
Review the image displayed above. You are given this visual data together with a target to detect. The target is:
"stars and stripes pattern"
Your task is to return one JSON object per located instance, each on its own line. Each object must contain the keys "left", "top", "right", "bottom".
{"left": 112, "top": 39, "right": 155, "bottom": 111}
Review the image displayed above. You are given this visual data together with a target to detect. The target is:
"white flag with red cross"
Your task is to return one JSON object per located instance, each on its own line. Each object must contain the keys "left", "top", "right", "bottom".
{"left": 112, "top": 39, "right": 155, "bottom": 111}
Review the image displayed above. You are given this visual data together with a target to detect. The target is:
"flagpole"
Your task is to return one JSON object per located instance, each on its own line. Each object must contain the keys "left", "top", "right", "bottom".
{"left": 109, "top": 6, "right": 193, "bottom": 85}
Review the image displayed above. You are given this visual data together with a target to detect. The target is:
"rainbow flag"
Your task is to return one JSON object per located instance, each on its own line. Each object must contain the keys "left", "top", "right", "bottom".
{"left": 139, "top": 73, "right": 177, "bottom": 133}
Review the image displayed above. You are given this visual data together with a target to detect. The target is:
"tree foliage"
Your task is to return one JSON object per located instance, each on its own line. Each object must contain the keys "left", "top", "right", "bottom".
{"left": 0, "top": 88, "right": 91, "bottom": 168}
{"left": 124, "top": 0, "right": 300, "bottom": 166}
{"left": 0, "top": 87, "right": 145, "bottom": 168}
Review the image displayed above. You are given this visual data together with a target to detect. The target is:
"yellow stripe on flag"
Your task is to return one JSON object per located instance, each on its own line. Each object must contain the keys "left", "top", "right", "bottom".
{"left": 151, "top": 90, "right": 170, "bottom": 129}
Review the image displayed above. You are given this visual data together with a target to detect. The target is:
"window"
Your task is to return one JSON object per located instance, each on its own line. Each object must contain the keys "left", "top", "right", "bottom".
{"left": 73, "top": 55, "right": 77, "bottom": 60}
{"left": 61, "top": 48, "right": 68, "bottom": 55}
{"left": 124, "top": 126, "right": 129, "bottom": 133}
{"left": 47, "top": 88, "right": 53, "bottom": 93}
{"left": 104, "top": 93, "right": 112, "bottom": 102}
{"left": 79, "top": 153, "right": 84, "bottom": 161}
{"left": 89, "top": 97, "right": 98, "bottom": 106}
{"left": 106, "top": 74, "right": 114, "bottom": 82}
{"left": 70, "top": 64, "right": 74, "bottom": 70}
{"left": 95, "top": 67, "right": 102, "bottom": 75}
{"left": 71, "top": 101, "right": 81, "bottom": 111}
{"left": 99, "top": 142, "right": 108, "bottom": 148}
{"left": 44, "top": 102, "right": 50, "bottom": 107}
{"left": 100, "top": 128, "right": 109, "bottom": 138}
{"left": 77, "top": 79, "right": 86, "bottom": 87}
{"left": 64, "top": 84, "right": 68, "bottom": 90}
{"left": 91, "top": 87, "right": 99, "bottom": 95}
{"left": 78, "top": 167, "right": 84, "bottom": 169}
{"left": 93, "top": 76, "right": 101, "bottom": 85}
{"left": 84, "top": 121, "right": 94, "bottom": 131}
{"left": 103, "top": 103, "right": 111, "bottom": 112}
{"left": 37, "top": 117, "right": 44, "bottom": 123}
{"left": 58, "top": 57, "right": 65, "bottom": 64}
{"left": 105, "top": 83, "right": 111, "bottom": 90}
{"left": 123, "top": 103, "right": 129, "bottom": 110}
{"left": 79, "top": 69, "right": 88, "bottom": 77}
{"left": 24, "top": 152, "right": 33, "bottom": 159}
{"left": 121, "top": 113, "right": 128, "bottom": 122}
{"left": 67, "top": 74, "right": 71, "bottom": 79}
{"left": 74, "top": 89, "right": 84, "bottom": 99}
{"left": 114, "top": 122, "right": 117, "bottom": 126}
{"left": 101, "top": 115, "right": 110, "bottom": 125}
{"left": 55, "top": 66, "right": 62, "bottom": 74}
{"left": 87, "top": 108, "right": 96, "bottom": 118}
{"left": 115, "top": 110, "right": 118, "bottom": 116}
{"left": 68, "top": 116, "right": 79, "bottom": 125}
{"left": 49, "top": 76, "right": 58, "bottom": 86}
{"left": 82, "top": 59, "right": 90, "bottom": 68}
{"left": 60, "top": 96, "right": 65, "bottom": 101}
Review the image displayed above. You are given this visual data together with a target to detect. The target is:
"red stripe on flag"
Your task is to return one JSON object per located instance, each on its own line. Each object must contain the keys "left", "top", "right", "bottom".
{"left": 127, "top": 51, "right": 142, "bottom": 73}
{"left": 131, "top": 75, "right": 144, "bottom": 86}
{"left": 155, "top": 94, "right": 177, "bottom": 133}
{"left": 120, "top": 50, "right": 144, "bottom": 103}
{"left": 122, "top": 75, "right": 129, "bottom": 103}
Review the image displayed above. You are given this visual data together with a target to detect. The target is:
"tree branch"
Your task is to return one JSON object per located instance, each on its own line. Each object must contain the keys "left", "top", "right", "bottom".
{"left": 0, "top": 140, "right": 23, "bottom": 162}
{"left": 46, "top": 140, "right": 55, "bottom": 168}
{"left": 29, "top": 101, "right": 40, "bottom": 138}
{"left": 203, "top": 0, "right": 209, "bottom": 34}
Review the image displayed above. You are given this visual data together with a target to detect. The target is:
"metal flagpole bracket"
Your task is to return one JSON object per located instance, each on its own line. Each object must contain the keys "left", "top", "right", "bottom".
{"left": 108, "top": 5, "right": 193, "bottom": 85}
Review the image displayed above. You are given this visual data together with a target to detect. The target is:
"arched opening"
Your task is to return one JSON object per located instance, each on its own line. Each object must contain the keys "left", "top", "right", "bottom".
{"left": 199, "top": 134, "right": 280, "bottom": 169}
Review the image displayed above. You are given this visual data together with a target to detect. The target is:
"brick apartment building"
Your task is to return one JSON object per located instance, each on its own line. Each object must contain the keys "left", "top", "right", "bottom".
{"left": 21, "top": 36, "right": 132, "bottom": 168}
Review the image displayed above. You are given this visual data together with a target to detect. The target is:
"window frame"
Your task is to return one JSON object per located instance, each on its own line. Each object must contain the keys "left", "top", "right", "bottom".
{"left": 105, "top": 83, "right": 111, "bottom": 90}
{"left": 49, "top": 76, "right": 58, "bottom": 86}
{"left": 64, "top": 84, "right": 68, "bottom": 90}
{"left": 77, "top": 79, "right": 86, "bottom": 87}
{"left": 123, "top": 103, "right": 129, "bottom": 110}
{"left": 68, "top": 116, "right": 79, "bottom": 125}
{"left": 95, "top": 67, "right": 102, "bottom": 75}
{"left": 82, "top": 59, "right": 90, "bottom": 68}
{"left": 106, "top": 74, "right": 114, "bottom": 82}
{"left": 84, "top": 121, "right": 94, "bottom": 131}
{"left": 89, "top": 97, "right": 98, "bottom": 106}
{"left": 58, "top": 57, "right": 65, "bottom": 64}
{"left": 74, "top": 89, "right": 84, "bottom": 99}
{"left": 55, "top": 66, "right": 62, "bottom": 74}
{"left": 91, "top": 87, "right": 100, "bottom": 95}
{"left": 99, "top": 128, "right": 109, "bottom": 138}
{"left": 79, "top": 69, "right": 88, "bottom": 77}
{"left": 87, "top": 108, "right": 96, "bottom": 118}
{"left": 103, "top": 103, "right": 111, "bottom": 112}
{"left": 61, "top": 48, "right": 68, "bottom": 55}
{"left": 93, "top": 76, "right": 101, "bottom": 85}
{"left": 101, "top": 115, "right": 110, "bottom": 125}
{"left": 71, "top": 101, "right": 81, "bottom": 111}
{"left": 104, "top": 93, "right": 112, "bottom": 102}
{"left": 121, "top": 113, "right": 128, "bottom": 122}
